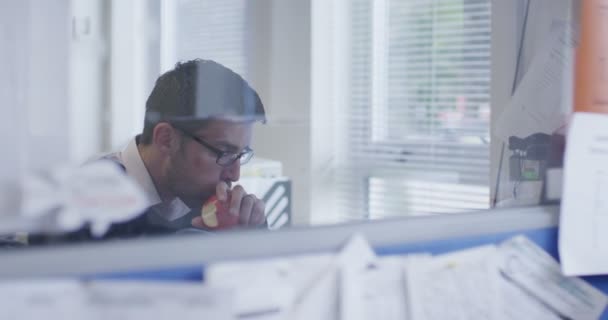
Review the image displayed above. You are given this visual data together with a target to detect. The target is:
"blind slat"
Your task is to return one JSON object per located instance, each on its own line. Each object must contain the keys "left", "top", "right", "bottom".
{"left": 176, "top": 0, "right": 247, "bottom": 77}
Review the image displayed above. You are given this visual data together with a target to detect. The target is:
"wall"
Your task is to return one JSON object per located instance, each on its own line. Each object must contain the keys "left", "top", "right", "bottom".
{"left": 0, "top": 0, "right": 71, "bottom": 214}
{"left": 0, "top": 0, "right": 28, "bottom": 215}
{"left": 247, "top": 0, "right": 312, "bottom": 226}
{"left": 309, "top": 0, "right": 350, "bottom": 225}
{"left": 108, "top": 0, "right": 150, "bottom": 150}
{"left": 70, "top": 0, "right": 107, "bottom": 162}
{"left": 0, "top": 0, "right": 70, "bottom": 214}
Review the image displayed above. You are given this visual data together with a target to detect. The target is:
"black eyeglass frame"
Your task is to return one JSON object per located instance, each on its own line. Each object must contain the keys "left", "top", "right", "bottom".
{"left": 175, "top": 127, "right": 254, "bottom": 167}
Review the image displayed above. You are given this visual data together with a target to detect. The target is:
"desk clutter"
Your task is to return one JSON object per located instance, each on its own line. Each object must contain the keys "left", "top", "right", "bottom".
{"left": 206, "top": 234, "right": 607, "bottom": 320}
{"left": 2, "top": 234, "right": 605, "bottom": 320}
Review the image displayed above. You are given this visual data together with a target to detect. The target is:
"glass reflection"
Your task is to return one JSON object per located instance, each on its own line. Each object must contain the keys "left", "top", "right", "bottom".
{"left": 2, "top": 0, "right": 550, "bottom": 249}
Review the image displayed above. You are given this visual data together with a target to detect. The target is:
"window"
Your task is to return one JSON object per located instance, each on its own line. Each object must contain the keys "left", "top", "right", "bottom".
{"left": 159, "top": 0, "right": 492, "bottom": 223}
{"left": 333, "top": 0, "right": 492, "bottom": 221}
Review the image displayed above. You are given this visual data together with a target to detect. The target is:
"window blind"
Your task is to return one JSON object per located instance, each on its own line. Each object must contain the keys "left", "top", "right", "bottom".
{"left": 335, "top": 0, "right": 491, "bottom": 221}
{"left": 174, "top": 0, "right": 248, "bottom": 77}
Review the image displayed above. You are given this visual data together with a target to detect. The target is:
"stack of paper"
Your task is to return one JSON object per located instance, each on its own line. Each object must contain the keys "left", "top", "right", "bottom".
{"left": 2, "top": 234, "right": 605, "bottom": 319}
{"left": 407, "top": 246, "right": 499, "bottom": 320}
{"left": 499, "top": 236, "right": 607, "bottom": 319}
{"left": 20, "top": 161, "right": 149, "bottom": 236}
{"left": 206, "top": 235, "right": 376, "bottom": 320}
{"left": 207, "top": 235, "right": 607, "bottom": 320}
{"left": 0, "top": 280, "right": 234, "bottom": 319}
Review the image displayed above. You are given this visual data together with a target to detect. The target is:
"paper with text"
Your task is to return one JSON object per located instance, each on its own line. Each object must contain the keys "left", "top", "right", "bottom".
{"left": 290, "top": 234, "right": 377, "bottom": 320}
{"left": 561, "top": 113, "right": 608, "bottom": 277}
{"left": 494, "top": 19, "right": 577, "bottom": 142}
{"left": 406, "top": 246, "right": 500, "bottom": 320}
{"left": 206, "top": 255, "right": 324, "bottom": 319}
{"left": 499, "top": 277, "right": 562, "bottom": 320}
{"left": 84, "top": 281, "right": 234, "bottom": 320}
{"left": 0, "top": 280, "right": 86, "bottom": 320}
{"left": 340, "top": 254, "right": 410, "bottom": 320}
{"left": 502, "top": 235, "right": 607, "bottom": 319}
{"left": 0, "top": 280, "right": 234, "bottom": 320}
{"left": 206, "top": 234, "right": 377, "bottom": 320}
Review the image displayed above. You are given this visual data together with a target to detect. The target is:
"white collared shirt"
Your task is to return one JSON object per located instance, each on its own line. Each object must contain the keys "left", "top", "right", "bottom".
{"left": 104, "top": 137, "right": 192, "bottom": 222}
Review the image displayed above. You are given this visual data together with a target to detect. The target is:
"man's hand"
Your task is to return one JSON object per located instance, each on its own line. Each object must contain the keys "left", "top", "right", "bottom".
{"left": 221, "top": 182, "right": 266, "bottom": 227}
{"left": 192, "top": 182, "right": 266, "bottom": 229}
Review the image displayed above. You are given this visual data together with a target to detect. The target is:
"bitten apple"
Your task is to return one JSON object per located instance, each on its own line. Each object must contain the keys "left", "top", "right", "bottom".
{"left": 200, "top": 195, "right": 239, "bottom": 229}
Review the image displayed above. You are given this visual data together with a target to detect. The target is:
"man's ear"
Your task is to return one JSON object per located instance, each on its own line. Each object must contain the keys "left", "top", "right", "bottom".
{"left": 151, "top": 122, "right": 178, "bottom": 154}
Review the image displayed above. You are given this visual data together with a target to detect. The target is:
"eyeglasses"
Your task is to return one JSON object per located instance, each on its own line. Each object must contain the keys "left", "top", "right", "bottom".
{"left": 176, "top": 128, "right": 254, "bottom": 167}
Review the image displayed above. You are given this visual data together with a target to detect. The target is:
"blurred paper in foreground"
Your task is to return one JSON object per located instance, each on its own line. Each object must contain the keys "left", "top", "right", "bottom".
{"left": 20, "top": 161, "right": 149, "bottom": 236}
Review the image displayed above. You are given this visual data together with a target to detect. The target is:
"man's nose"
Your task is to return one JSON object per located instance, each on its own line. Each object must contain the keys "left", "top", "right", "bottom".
{"left": 221, "top": 160, "right": 241, "bottom": 182}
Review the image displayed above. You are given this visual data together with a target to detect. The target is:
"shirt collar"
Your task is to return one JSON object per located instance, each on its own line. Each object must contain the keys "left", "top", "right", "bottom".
{"left": 120, "top": 136, "right": 191, "bottom": 221}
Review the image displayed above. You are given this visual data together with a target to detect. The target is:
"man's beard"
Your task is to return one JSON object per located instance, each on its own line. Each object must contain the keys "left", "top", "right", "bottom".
{"left": 165, "top": 161, "right": 205, "bottom": 207}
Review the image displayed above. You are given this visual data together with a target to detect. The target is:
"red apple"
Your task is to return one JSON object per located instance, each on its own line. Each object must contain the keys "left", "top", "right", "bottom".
{"left": 200, "top": 195, "right": 239, "bottom": 230}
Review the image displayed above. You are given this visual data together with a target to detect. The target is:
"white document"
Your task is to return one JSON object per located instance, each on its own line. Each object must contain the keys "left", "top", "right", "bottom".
{"left": 561, "top": 113, "right": 608, "bottom": 276}
{"left": 206, "top": 234, "right": 377, "bottom": 320}
{"left": 206, "top": 252, "right": 339, "bottom": 319}
{"left": 0, "top": 280, "right": 86, "bottom": 320}
{"left": 206, "top": 255, "right": 322, "bottom": 319}
{"left": 290, "top": 234, "right": 377, "bottom": 320}
{"left": 501, "top": 235, "right": 608, "bottom": 319}
{"left": 494, "top": 20, "right": 577, "bottom": 142}
{"left": 341, "top": 255, "right": 410, "bottom": 320}
{"left": 84, "top": 281, "right": 234, "bottom": 320}
{"left": 499, "top": 277, "right": 562, "bottom": 320}
{"left": 406, "top": 245, "right": 500, "bottom": 320}
{"left": 0, "top": 280, "right": 235, "bottom": 320}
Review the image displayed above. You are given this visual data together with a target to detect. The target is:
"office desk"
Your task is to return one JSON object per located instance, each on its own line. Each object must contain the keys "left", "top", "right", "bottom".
{"left": 97, "top": 225, "right": 608, "bottom": 318}
{"left": 2, "top": 206, "right": 606, "bottom": 317}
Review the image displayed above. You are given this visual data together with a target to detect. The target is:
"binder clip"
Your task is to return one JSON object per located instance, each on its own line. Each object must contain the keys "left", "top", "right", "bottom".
{"left": 508, "top": 133, "right": 551, "bottom": 182}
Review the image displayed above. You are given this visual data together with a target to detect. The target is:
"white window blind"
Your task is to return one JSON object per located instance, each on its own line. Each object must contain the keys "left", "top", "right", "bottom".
{"left": 172, "top": 0, "right": 248, "bottom": 77}
{"left": 335, "top": 0, "right": 491, "bottom": 221}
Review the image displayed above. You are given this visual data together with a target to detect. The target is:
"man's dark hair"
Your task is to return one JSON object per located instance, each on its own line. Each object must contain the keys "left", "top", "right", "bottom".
{"left": 141, "top": 59, "right": 266, "bottom": 145}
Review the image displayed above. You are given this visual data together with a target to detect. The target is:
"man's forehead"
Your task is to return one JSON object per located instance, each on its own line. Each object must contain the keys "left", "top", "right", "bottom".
{"left": 194, "top": 118, "right": 254, "bottom": 135}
